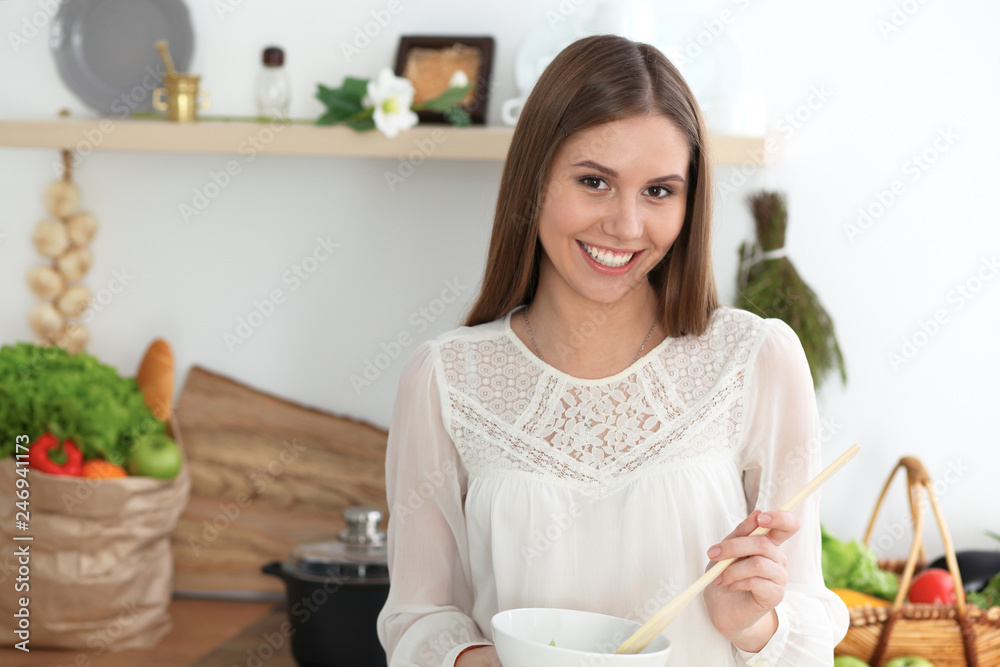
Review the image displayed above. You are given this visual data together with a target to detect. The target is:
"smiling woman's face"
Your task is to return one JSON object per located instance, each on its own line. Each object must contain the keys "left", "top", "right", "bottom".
{"left": 536, "top": 114, "right": 691, "bottom": 307}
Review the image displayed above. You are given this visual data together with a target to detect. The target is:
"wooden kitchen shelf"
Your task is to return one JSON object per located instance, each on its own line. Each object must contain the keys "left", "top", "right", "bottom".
{"left": 0, "top": 118, "right": 778, "bottom": 164}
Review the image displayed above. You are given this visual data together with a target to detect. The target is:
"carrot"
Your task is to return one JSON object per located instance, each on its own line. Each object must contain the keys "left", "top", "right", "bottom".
{"left": 81, "top": 459, "right": 128, "bottom": 479}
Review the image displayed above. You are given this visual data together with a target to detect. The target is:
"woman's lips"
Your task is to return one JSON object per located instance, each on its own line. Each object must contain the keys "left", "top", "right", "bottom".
{"left": 577, "top": 240, "right": 643, "bottom": 275}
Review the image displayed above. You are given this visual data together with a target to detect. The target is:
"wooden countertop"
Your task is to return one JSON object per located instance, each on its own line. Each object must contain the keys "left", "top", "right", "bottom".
{"left": 0, "top": 598, "right": 293, "bottom": 666}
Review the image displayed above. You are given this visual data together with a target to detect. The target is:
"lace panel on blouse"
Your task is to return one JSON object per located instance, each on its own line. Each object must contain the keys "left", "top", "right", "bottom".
{"left": 440, "top": 310, "right": 762, "bottom": 497}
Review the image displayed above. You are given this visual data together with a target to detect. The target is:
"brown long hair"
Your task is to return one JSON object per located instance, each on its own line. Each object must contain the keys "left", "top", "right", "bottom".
{"left": 463, "top": 34, "right": 718, "bottom": 337}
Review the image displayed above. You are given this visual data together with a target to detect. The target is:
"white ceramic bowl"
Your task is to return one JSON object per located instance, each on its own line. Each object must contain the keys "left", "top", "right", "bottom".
{"left": 491, "top": 607, "right": 671, "bottom": 667}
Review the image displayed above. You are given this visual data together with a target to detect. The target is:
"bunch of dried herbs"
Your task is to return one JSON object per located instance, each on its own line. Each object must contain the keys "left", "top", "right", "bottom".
{"left": 736, "top": 191, "right": 847, "bottom": 388}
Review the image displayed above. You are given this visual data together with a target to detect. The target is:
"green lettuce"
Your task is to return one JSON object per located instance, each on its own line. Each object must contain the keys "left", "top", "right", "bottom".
{"left": 0, "top": 342, "right": 164, "bottom": 465}
{"left": 822, "top": 525, "right": 899, "bottom": 601}
{"left": 968, "top": 531, "right": 1000, "bottom": 608}
{"left": 967, "top": 574, "right": 1000, "bottom": 609}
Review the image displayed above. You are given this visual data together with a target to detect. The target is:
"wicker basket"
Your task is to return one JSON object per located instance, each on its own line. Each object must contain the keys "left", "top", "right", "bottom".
{"left": 835, "top": 457, "right": 1000, "bottom": 666}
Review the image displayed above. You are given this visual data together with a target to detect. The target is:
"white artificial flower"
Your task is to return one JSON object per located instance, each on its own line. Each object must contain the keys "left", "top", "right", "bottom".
{"left": 448, "top": 69, "right": 470, "bottom": 88}
{"left": 366, "top": 67, "right": 418, "bottom": 138}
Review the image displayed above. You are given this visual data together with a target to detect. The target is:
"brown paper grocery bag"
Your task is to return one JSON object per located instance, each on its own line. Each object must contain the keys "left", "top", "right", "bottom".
{"left": 0, "top": 454, "right": 190, "bottom": 651}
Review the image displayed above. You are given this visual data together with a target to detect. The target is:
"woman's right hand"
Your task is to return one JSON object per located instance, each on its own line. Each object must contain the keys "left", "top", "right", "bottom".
{"left": 455, "top": 645, "right": 502, "bottom": 667}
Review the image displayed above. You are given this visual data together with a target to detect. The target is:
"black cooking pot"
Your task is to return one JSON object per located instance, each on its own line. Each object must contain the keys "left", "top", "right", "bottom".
{"left": 263, "top": 507, "right": 390, "bottom": 667}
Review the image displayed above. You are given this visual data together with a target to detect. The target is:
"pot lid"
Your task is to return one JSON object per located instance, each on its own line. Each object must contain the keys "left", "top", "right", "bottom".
{"left": 286, "top": 506, "right": 389, "bottom": 582}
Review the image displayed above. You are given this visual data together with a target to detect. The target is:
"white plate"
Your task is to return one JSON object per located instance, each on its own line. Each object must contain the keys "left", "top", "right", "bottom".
{"left": 513, "top": 19, "right": 587, "bottom": 96}
{"left": 512, "top": 4, "right": 743, "bottom": 105}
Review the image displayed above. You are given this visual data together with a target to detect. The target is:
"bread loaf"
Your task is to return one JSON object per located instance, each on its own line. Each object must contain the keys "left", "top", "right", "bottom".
{"left": 137, "top": 339, "right": 174, "bottom": 420}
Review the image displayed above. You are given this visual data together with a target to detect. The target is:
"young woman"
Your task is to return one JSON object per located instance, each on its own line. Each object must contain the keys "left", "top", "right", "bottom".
{"left": 377, "top": 34, "right": 848, "bottom": 666}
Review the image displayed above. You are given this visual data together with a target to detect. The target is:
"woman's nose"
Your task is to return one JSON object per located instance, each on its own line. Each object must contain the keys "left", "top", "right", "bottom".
{"left": 601, "top": 196, "right": 643, "bottom": 241}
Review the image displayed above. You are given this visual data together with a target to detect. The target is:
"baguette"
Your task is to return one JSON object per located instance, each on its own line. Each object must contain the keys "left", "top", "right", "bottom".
{"left": 137, "top": 338, "right": 174, "bottom": 420}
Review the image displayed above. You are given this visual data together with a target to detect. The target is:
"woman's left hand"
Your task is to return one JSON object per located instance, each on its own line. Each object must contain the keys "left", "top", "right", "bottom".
{"left": 702, "top": 509, "right": 800, "bottom": 652}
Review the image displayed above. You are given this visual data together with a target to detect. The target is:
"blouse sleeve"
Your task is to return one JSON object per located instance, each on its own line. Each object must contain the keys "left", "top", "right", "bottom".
{"left": 376, "top": 340, "right": 492, "bottom": 667}
{"left": 735, "top": 318, "right": 850, "bottom": 666}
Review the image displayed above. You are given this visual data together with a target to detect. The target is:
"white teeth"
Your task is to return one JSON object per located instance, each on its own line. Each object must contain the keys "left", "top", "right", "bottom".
{"left": 581, "top": 242, "right": 634, "bottom": 268}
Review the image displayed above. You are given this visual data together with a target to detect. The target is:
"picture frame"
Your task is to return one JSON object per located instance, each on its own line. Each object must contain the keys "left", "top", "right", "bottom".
{"left": 394, "top": 35, "right": 495, "bottom": 125}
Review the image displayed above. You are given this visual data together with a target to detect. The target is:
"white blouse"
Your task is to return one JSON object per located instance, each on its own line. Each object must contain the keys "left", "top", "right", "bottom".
{"left": 376, "top": 306, "right": 849, "bottom": 667}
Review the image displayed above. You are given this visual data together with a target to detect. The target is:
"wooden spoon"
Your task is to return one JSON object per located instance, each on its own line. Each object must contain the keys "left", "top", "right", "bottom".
{"left": 615, "top": 443, "right": 861, "bottom": 654}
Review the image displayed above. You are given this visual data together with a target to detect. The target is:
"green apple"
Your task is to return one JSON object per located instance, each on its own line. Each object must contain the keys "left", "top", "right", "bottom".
{"left": 883, "top": 657, "right": 936, "bottom": 667}
{"left": 128, "top": 434, "right": 182, "bottom": 479}
{"left": 834, "top": 656, "right": 871, "bottom": 667}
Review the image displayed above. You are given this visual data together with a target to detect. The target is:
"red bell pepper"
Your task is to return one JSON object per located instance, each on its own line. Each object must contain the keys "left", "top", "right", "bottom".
{"left": 27, "top": 433, "right": 83, "bottom": 476}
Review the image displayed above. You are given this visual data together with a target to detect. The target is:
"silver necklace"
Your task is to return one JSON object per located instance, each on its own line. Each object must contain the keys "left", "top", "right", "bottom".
{"left": 523, "top": 307, "right": 657, "bottom": 365}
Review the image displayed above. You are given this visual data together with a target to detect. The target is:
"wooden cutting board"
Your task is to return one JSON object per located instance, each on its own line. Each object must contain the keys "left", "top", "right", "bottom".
{"left": 190, "top": 604, "right": 295, "bottom": 667}
{"left": 170, "top": 366, "right": 389, "bottom": 595}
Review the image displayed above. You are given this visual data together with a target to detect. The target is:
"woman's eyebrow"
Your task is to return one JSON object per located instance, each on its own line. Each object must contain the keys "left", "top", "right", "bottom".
{"left": 572, "top": 159, "right": 685, "bottom": 184}
{"left": 573, "top": 159, "right": 619, "bottom": 177}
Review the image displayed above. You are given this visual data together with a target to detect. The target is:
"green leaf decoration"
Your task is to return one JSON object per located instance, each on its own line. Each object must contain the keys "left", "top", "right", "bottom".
{"left": 735, "top": 191, "right": 847, "bottom": 388}
{"left": 315, "top": 110, "right": 343, "bottom": 126}
{"left": 444, "top": 106, "right": 472, "bottom": 127}
{"left": 341, "top": 77, "right": 370, "bottom": 102}
{"left": 345, "top": 116, "right": 377, "bottom": 132}
{"left": 417, "top": 83, "right": 473, "bottom": 112}
{"left": 315, "top": 83, "right": 366, "bottom": 123}
{"left": 314, "top": 75, "right": 474, "bottom": 131}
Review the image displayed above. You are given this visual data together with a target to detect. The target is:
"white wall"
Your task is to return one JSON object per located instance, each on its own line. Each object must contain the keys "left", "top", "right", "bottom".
{"left": 2, "top": 0, "right": 998, "bottom": 559}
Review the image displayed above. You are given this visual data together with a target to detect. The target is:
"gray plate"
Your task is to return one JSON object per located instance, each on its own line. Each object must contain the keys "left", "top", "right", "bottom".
{"left": 50, "top": 0, "right": 194, "bottom": 114}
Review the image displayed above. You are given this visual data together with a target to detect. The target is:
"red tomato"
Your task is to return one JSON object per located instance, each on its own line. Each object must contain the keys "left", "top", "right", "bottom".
{"left": 908, "top": 568, "right": 956, "bottom": 604}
